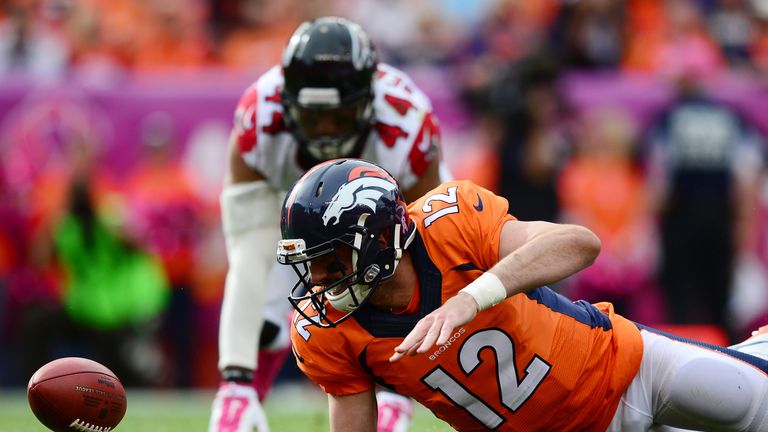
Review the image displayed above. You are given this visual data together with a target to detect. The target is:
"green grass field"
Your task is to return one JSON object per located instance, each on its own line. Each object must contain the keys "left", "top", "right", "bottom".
{"left": 0, "top": 382, "right": 454, "bottom": 431}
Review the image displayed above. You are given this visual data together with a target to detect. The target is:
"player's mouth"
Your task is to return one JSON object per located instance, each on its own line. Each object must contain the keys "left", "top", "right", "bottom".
{"left": 329, "top": 282, "right": 350, "bottom": 296}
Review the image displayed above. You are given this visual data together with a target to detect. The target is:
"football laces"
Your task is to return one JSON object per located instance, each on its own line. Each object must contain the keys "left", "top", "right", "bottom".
{"left": 69, "top": 419, "right": 112, "bottom": 432}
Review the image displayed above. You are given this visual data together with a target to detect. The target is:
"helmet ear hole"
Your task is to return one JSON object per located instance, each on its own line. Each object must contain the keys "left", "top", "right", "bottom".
{"left": 315, "top": 181, "right": 324, "bottom": 198}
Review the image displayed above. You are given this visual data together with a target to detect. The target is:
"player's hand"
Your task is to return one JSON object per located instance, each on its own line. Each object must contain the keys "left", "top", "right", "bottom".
{"left": 390, "top": 292, "right": 478, "bottom": 362}
{"left": 209, "top": 382, "right": 270, "bottom": 432}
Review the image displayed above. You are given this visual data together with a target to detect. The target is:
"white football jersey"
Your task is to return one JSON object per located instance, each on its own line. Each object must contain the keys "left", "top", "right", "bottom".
{"left": 232, "top": 63, "right": 440, "bottom": 192}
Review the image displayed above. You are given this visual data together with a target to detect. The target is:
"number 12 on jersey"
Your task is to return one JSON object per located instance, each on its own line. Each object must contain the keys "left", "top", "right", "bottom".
{"left": 421, "top": 329, "right": 551, "bottom": 429}
{"left": 422, "top": 186, "right": 459, "bottom": 227}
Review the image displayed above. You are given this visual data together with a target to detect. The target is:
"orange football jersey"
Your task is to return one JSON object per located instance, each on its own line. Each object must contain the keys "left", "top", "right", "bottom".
{"left": 290, "top": 180, "right": 644, "bottom": 431}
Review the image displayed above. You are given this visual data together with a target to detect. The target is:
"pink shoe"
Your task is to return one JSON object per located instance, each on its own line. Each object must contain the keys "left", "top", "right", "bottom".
{"left": 253, "top": 344, "right": 293, "bottom": 402}
{"left": 376, "top": 390, "right": 413, "bottom": 432}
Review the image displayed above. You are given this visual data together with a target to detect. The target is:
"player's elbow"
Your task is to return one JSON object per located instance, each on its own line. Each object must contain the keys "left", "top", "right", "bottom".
{"left": 573, "top": 225, "right": 601, "bottom": 265}
{"left": 556, "top": 224, "right": 601, "bottom": 266}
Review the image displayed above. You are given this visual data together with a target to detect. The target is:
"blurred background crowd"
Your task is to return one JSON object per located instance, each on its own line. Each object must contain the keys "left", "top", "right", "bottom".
{"left": 1, "top": 0, "right": 768, "bottom": 390}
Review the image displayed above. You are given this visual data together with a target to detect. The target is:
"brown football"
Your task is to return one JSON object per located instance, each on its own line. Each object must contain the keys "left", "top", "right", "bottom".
{"left": 27, "top": 357, "right": 127, "bottom": 431}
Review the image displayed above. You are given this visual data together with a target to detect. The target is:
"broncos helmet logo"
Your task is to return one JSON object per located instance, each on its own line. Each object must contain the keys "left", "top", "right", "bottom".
{"left": 322, "top": 177, "right": 397, "bottom": 226}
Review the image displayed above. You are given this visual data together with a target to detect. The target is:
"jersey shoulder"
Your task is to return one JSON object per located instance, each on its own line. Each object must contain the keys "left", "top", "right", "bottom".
{"left": 366, "top": 63, "right": 440, "bottom": 189}
{"left": 232, "top": 66, "right": 304, "bottom": 188}
{"left": 409, "top": 180, "right": 515, "bottom": 272}
{"left": 289, "top": 304, "right": 374, "bottom": 396}
{"left": 373, "top": 63, "right": 433, "bottom": 113}
{"left": 232, "top": 65, "right": 288, "bottom": 155}
{"left": 409, "top": 180, "right": 511, "bottom": 229}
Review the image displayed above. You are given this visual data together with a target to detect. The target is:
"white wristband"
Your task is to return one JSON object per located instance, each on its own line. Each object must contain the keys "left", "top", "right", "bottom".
{"left": 459, "top": 272, "right": 507, "bottom": 311}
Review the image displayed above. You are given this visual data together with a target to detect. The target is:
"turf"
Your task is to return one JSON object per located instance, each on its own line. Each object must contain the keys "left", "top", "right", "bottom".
{"left": 0, "top": 383, "right": 454, "bottom": 431}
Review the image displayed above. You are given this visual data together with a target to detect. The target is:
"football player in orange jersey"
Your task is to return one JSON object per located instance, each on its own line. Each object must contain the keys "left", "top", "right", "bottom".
{"left": 278, "top": 158, "right": 768, "bottom": 432}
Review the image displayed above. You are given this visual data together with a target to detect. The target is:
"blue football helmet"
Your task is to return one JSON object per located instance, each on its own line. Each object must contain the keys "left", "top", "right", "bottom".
{"left": 277, "top": 159, "right": 415, "bottom": 328}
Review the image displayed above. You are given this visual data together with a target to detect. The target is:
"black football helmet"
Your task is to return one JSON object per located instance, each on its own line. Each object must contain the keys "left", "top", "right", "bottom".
{"left": 281, "top": 17, "right": 378, "bottom": 168}
{"left": 277, "top": 159, "right": 415, "bottom": 328}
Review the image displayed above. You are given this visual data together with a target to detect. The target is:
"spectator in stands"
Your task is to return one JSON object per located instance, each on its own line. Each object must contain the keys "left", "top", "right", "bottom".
{"left": 551, "top": 0, "right": 626, "bottom": 69}
{"left": 749, "top": 0, "right": 768, "bottom": 72}
{"left": 0, "top": 4, "right": 68, "bottom": 77}
{"left": 486, "top": 52, "right": 568, "bottom": 223}
{"left": 20, "top": 166, "right": 171, "bottom": 387}
{"left": 707, "top": 0, "right": 755, "bottom": 68}
{"left": 558, "top": 106, "right": 664, "bottom": 324}
{"left": 623, "top": 0, "right": 724, "bottom": 77}
{"left": 122, "top": 111, "right": 205, "bottom": 387}
{"left": 644, "top": 72, "right": 765, "bottom": 341}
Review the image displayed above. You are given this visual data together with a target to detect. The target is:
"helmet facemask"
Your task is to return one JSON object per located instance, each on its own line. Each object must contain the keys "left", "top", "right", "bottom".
{"left": 284, "top": 88, "right": 374, "bottom": 162}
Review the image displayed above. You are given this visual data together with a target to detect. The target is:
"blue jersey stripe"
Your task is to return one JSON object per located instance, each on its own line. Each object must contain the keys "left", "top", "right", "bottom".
{"left": 526, "top": 286, "right": 613, "bottom": 331}
{"left": 637, "top": 324, "right": 768, "bottom": 373}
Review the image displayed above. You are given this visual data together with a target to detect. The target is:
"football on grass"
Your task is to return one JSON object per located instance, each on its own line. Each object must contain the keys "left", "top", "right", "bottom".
{"left": 27, "top": 357, "right": 127, "bottom": 431}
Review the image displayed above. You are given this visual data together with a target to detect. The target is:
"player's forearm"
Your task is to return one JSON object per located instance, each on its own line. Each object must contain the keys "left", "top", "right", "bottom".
{"left": 493, "top": 222, "right": 600, "bottom": 298}
{"left": 460, "top": 222, "right": 599, "bottom": 312}
{"left": 328, "top": 391, "right": 377, "bottom": 432}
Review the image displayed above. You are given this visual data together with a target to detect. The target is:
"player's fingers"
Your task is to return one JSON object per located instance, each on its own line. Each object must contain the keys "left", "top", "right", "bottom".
{"left": 416, "top": 321, "right": 442, "bottom": 354}
{"left": 389, "top": 351, "right": 405, "bottom": 363}
{"left": 394, "top": 316, "right": 432, "bottom": 353}
{"left": 436, "top": 320, "right": 456, "bottom": 346}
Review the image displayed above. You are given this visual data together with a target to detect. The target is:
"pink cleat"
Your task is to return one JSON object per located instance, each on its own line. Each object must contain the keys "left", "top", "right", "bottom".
{"left": 376, "top": 390, "right": 414, "bottom": 432}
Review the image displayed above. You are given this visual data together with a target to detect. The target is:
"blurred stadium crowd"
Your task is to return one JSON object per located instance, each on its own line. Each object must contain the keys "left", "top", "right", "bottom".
{"left": 1, "top": 0, "right": 768, "bottom": 389}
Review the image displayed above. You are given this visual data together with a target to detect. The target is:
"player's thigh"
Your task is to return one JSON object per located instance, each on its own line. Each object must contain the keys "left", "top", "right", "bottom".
{"left": 645, "top": 330, "right": 768, "bottom": 431}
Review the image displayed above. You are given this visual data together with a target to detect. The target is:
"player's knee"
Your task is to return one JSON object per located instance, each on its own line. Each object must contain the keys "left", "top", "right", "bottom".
{"left": 667, "top": 358, "right": 753, "bottom": 425}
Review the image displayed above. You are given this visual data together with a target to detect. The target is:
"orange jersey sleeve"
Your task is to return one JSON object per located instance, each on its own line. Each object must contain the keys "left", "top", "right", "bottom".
{"left": 408, "top": 180, "right": 516, "bottom": 299}
{"left": 290, "top": 299, "right": 375, "bottom": 396}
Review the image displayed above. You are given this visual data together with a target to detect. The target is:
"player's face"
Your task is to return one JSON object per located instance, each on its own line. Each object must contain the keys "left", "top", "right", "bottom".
{"left": 309, "top": 244, "right": 354, "bottom": 295}
{"left": 289, "top": 105, "right": 358, "bottom": 139}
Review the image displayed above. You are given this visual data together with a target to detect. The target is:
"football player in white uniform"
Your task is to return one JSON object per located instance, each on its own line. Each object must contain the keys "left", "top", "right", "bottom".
{"left": 208, "top": 17, "right": 450, "bottom": 432}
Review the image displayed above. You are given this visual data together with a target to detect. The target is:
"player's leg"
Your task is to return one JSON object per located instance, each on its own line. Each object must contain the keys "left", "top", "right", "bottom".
{"left": 376, "top": 389, "right": 413, "bottom": 432}
{"left": 636, "top": 328, "right": 768, "bottom": 431}
{"left": 253, "top": 262, "right": 295, "bottom": 401}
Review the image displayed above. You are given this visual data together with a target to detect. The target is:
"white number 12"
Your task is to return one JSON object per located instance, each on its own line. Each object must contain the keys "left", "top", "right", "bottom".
{"left": 422, "top": 186, "right": 459, "bottom": 227}
{"left": 421, "top": 329, "right": 551, "bottom": 429}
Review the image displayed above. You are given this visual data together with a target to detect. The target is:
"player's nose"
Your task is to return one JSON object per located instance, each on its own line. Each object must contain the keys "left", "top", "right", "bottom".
{"left": 310, "top": 261, "right": 333, "bottom": 286}
{"left": 309, "top": 261, "right": 326, "bottom": 283}
{"left": 310, "top": 260, "right": 343, "bottom": 287}
{"left": 315, "top": 114, "right": 339, "bottom": 135}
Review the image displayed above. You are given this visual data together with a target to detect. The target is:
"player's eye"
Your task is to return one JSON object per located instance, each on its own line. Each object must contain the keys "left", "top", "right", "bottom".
{"left": 326, "top": 261, "right": 346, "bottom": 275}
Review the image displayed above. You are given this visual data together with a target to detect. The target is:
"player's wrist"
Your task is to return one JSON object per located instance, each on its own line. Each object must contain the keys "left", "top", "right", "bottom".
{"left": 220, "top": 366, "right": 254, "bottom": 384}
{"left": 459, "top": 272, "right": 507, "bottom": 311}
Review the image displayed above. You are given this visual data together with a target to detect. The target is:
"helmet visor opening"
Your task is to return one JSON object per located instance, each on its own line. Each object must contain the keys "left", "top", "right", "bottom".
{"left": 288, "top": 101, "right": 365, "bottom": 140}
